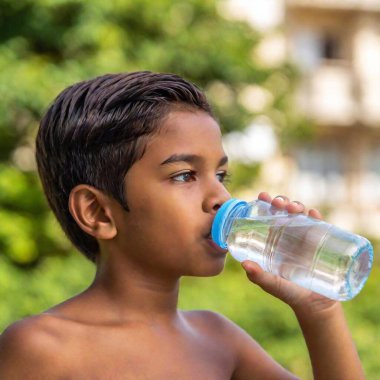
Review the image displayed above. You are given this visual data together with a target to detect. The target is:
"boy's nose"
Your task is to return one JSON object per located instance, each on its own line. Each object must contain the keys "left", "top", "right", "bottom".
{"left": 202, "top": 182, "right": 231, "bottom": 215}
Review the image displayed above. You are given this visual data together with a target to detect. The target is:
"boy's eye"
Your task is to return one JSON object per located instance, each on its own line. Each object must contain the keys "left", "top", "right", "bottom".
{"left": 171, "top": 171, "right": 197, "bottom": 183}
{"left": 171, "top": 170, "right": 231, "bottom": 184}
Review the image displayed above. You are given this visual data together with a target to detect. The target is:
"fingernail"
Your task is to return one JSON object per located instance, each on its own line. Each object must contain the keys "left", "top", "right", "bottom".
{"left": 291, "top": 201, "right": 305, "bottom": 211}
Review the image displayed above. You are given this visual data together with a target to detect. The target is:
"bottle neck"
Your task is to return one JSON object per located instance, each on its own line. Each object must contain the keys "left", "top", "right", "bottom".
{"left": 212, "top": 199, "right": 248, "bottom": 249}
{"left": 221, "top": 203, "right": 247, "bottom": 244}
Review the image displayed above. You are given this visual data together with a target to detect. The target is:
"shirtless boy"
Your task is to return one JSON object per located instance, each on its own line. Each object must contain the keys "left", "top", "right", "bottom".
{"left": 0, "top": 71, "right": 365, "bottom": 379}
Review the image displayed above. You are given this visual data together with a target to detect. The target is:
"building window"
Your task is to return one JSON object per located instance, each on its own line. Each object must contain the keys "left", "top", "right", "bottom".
{"left": 293, "top": 29, "right": 346, "bottom": 70}
{"left": 293, "top": 144, "right": 345, "bottom": 204}
{"left": 322, "top": 34, "right": 342, "bottom": 60}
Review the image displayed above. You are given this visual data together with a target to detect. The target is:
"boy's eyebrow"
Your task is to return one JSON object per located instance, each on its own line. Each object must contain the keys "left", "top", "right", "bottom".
{"left": 160, "top": 154, "right": 228, "bottom": 166}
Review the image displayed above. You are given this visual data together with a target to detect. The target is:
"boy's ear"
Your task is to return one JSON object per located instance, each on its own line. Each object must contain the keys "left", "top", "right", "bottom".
{"left": 68, "top": 185, "right": 117, "bottom": 240}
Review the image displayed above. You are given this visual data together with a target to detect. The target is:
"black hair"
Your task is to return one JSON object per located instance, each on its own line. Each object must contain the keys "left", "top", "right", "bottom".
{"left": 35, "top": 71, "right": 213, "bottom": 262}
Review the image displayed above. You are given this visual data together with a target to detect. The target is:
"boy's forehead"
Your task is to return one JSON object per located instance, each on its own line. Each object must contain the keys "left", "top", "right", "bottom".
{"left": 148, "top": 110, "right": 224, "bottom": 157}
{"left": 161, "top": 110, "right": 221, "bottom": 140}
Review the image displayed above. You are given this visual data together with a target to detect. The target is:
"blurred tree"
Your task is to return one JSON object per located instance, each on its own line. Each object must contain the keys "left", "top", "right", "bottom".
{"left": 0, "top": 0, "right": 304, "bottom": 265}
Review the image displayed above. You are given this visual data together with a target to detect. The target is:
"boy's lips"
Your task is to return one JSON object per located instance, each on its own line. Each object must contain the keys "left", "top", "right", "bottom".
{"left": 205, "top": 237, "right": 228, "bottom": 255}
{"left": 204, "top": 229, "right": 228, "bottom": 255}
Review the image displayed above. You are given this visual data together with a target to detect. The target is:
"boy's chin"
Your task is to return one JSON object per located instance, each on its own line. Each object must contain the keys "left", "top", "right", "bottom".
{"left": 186, "top": 262, "right": 226, "bottom": 277}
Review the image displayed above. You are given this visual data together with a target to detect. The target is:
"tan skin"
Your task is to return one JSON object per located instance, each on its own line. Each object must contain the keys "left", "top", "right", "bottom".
{"left": 0, "top": 110, "right": 364, "bottom": 379}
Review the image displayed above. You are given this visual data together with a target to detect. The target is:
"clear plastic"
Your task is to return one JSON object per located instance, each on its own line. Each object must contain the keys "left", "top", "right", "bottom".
{"left": 213, "top": 199, "right": 373, "bottom": 301}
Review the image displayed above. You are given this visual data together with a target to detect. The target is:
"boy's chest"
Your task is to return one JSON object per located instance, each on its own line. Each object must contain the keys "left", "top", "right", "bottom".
{"left": 61, "top": 327, "right": 235, "bottom": 379}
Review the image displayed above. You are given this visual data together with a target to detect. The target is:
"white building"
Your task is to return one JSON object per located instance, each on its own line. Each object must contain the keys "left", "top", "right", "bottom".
{"left": 284, "top": 0, "right": 380, "bottom": 235}
{"left": 224, "top": 0, "right": 380, "bottom": 236}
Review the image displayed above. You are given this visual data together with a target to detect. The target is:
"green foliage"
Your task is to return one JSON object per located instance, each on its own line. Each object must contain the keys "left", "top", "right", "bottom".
{"left": 226, "top": 161, "right": 261, "bottom": 193}
{"left": 1, "top": 253, "right": 379, "bottom": 379}
{"left": 0, "top": 0, "right": 304, "bottom": 265}
{"left": 0, "top": 164, "right": 70, "bottom": 264}
{"left": 0, "top": 254, "right": 95, "bottom": 324}
{"left": 0, "top": 2, "right": 373, "bottom": 378}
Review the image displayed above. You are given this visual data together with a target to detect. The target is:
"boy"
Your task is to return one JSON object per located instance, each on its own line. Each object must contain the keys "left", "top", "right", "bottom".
{"left": 0, "top": 72, "right": 364, "bottom": 379}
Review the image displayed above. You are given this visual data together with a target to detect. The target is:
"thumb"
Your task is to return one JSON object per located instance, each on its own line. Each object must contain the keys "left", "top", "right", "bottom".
{"left": 241, "top": 261, "right": 281, "bottom": 294}
{"left": 241, "top": 260, "right": 298, "bottom": 303}
{"left": 241, "top": 261, "right": 335, "bottom": 311}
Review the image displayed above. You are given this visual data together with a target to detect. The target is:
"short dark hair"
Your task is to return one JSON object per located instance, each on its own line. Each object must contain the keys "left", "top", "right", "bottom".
{"left": 36, "top": 71, "right": 213, "bottom": 262}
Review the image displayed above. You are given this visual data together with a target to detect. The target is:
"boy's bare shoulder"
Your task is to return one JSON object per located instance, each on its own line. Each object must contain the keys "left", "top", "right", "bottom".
{"left": 183, "top": 309, "right": 230, "bottom": 325}
{"left": 182, "top": 310, "right": 299, "bottom": 380}
{"left": 182, "top": 309, "right": 250, "bottom": 344}
{"left": 0, "top": 313, "right": 68, "bottom": 378}
{"left": 0, "top": 313, "right": 63, "bottom": 355}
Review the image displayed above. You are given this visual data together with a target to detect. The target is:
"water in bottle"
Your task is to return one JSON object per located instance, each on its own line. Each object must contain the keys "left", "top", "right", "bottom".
{"left": 212, "top": 199, "right": 373, "bottom": 301}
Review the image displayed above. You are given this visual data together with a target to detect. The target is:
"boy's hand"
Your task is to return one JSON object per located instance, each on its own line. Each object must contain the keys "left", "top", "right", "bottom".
{"left": 241, "top": 192, "right": 337, "bottom": 315}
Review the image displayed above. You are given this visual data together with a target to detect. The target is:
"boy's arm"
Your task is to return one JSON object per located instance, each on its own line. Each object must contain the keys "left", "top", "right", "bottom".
{"left": 235, "top": 193, "right": 365, "bottom": 380}
{"left": 242, "top": 262, "right": 365, "bottom": 380}
{"left": 295, "top": 302, "right": 364, "bottom": 380}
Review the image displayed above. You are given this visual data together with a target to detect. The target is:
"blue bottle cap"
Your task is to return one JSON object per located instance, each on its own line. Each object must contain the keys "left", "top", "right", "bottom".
{"left": 212, "top": 198, "right": 248, "bottom": 249}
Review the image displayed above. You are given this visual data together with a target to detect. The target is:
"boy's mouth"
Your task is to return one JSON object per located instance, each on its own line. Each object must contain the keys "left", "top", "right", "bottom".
{"left": 204, "top": 229, "right": 228, "bottom": 254}
{"left": 204, "top": 228, "right": 215, "bottom": 242}
{"left": 205, "top": 231, "right": 212, "bottom": 240}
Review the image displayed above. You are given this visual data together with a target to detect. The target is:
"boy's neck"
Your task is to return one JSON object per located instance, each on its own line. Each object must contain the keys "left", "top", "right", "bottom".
{"left": 86, "top": 256, "right": 182, "bottom": 325}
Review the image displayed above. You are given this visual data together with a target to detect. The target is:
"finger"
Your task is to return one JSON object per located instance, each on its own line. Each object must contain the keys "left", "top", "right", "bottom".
{"left": 286, "top": 201, "right": 305, "bottom": 214}
{"left": 258, "top": 192, "right": 272, "bottom": 203}
{"left": 241, "top": 260, "right": 304, "bottom": 305}
{"left": 271, "top": 195, "right": 290, "bottom": 209}
{"left": 308, "top": 208, "right": 322, "bottom": 220}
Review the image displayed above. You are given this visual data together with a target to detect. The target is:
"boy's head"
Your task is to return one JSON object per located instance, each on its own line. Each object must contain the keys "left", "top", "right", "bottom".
{"left": 36, "top": 71, "right": 213, "bottom": 262}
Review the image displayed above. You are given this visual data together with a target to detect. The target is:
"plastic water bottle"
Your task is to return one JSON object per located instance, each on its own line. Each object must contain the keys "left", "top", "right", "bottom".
{"left": 212, "top": 199, "right": 373, "bottom": 301}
